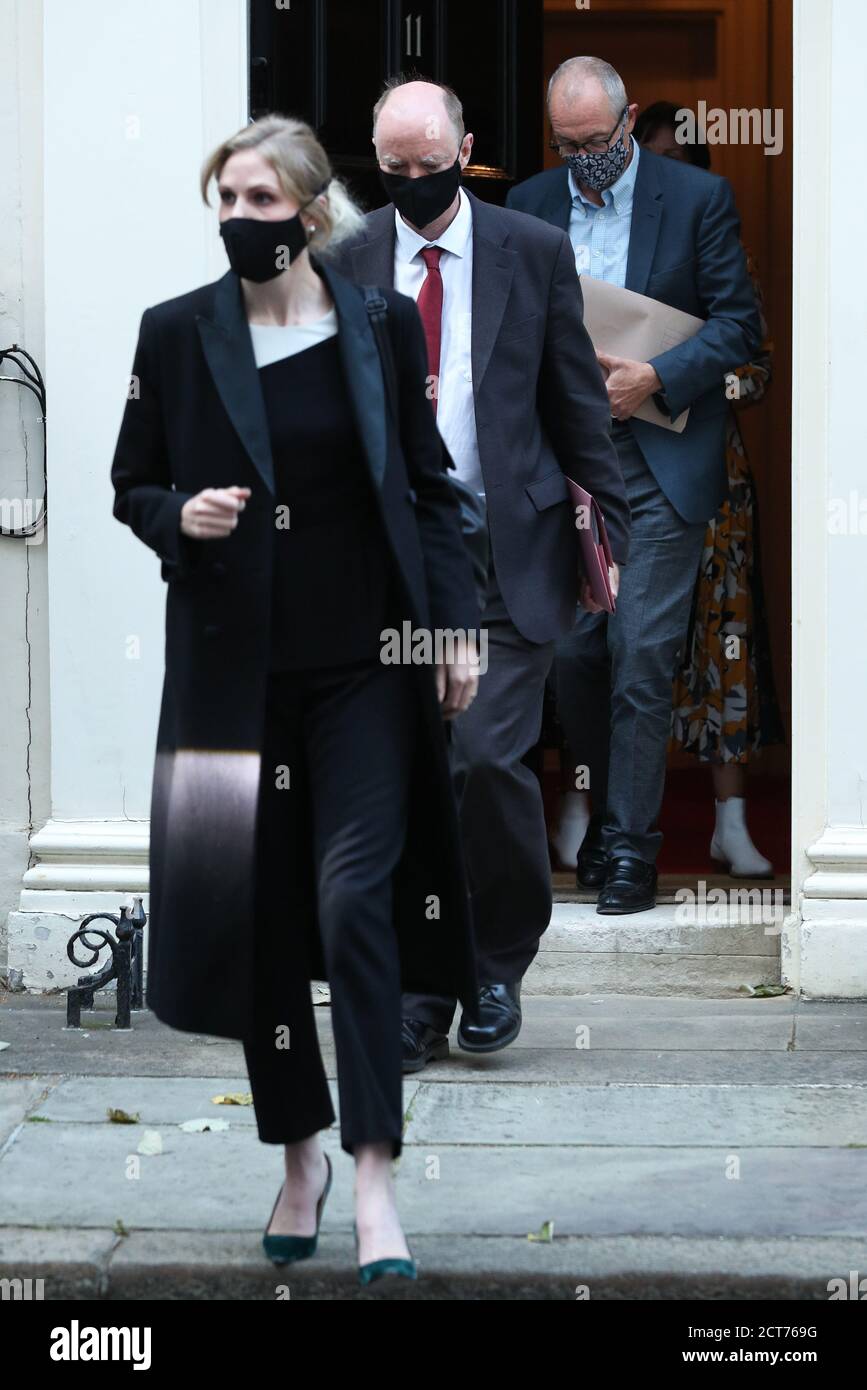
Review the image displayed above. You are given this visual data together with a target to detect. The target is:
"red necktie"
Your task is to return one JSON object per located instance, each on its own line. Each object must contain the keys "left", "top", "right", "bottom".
{"left": 416, "top": 246, "right": 443, "bottom": 414}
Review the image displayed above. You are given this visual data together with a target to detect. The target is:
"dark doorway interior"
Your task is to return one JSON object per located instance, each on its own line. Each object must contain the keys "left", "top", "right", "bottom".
{"left": 250, "top": 0, "right": 544, "bottom": 210}
{"left": 542, "top": 0, "right": 792, "bottom": 884}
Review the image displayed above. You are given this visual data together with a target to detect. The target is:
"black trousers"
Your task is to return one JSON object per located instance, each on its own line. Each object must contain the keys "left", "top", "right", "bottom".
{"left": 402, "top": 559, "right": 555, "bottom": 1034}
{"left": 242, "top": 657, "right": 417, "bottom": 1158}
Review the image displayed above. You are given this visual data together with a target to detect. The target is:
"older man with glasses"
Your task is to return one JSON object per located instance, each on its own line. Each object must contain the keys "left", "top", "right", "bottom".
{"left": 508, "top": 56, "right": 762, "bottom": 914}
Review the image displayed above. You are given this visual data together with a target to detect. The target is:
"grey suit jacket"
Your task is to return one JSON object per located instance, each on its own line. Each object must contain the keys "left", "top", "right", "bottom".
{"left": 331, "top": 191, "right": 630, "bottom": 645}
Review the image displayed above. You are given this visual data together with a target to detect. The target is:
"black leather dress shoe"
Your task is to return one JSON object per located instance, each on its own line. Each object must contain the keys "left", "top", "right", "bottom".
{"left": 577, "top": 847, "right": 608, "bottom": 888}
{"left": 576, "top": 820, "right": 609, "bottom": 889}
{"left": 401, "top": 1017, "right": 449, "bottom": 1074}
{"left": 457, "top": 982, "right": 522, "bottom": 1053}
{"left": 596, "top": 856, "right": 658, "bottom": 915}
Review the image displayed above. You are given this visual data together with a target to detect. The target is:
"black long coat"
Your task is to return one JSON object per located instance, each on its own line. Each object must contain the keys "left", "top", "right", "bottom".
{"left": 111, "top": 260, "right": 481, "bottom": 1040}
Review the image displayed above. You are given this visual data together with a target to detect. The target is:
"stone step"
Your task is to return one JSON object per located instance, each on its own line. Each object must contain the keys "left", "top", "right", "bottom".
{"left": 0, "top": 1228, "right": 858, "bottom": 1300}
{"left": 526, "top": 901, "right": 784, "bottom": 996}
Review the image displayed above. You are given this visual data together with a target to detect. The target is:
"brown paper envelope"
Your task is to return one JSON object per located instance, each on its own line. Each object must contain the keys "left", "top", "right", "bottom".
{"left": 579, "top": 275, "right": 706, "bottom": 434}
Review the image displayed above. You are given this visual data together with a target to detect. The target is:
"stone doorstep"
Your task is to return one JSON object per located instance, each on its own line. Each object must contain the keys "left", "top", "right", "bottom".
{"left": 6, "top": 892, "right": 791, "bottom": 1009}
{"left": 543, "top": 902, "right": 786, "bottom": 943}
{"left": 0, "top": 1228, "right": 860, "bottom": 1301}
{"left": 7, "top": 880, "right": 790, "bottom": 996}
{"left": 524, "top": 902, "right": 783, "bottom": 995}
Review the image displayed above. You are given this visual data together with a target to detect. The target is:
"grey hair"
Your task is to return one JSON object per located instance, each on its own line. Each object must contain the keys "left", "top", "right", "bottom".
{"left": 547, "top": 56, "right": 627, "bottom": 118}
{"left": 373, "top": 73, "right": 465, "bottom": 146}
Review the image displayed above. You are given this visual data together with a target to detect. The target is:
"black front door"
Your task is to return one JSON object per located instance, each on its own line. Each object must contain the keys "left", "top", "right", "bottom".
{"left": 250, "top": 0, "right": 543, "bottom": 209}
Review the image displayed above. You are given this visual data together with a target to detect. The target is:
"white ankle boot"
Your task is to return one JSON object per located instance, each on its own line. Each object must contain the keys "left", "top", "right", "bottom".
{"left": 710, "top": 796, "right": 774, "bottom": 878}
{"left": 552, "top": 791, "right": 591, "bottom": 867}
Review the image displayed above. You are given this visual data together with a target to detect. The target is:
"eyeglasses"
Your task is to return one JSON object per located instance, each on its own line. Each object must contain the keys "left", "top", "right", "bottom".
{"left": 549, "top": 107, "right": 629, "bottom": 157}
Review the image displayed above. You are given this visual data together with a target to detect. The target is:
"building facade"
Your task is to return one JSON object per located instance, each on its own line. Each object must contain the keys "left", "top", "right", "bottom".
{"left": 0, "top": 0, "right": 864, "bottom": 997}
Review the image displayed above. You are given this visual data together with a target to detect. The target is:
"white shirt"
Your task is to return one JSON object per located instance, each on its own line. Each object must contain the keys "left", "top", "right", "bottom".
{"left": 248, "top": 308, "right": 338, "bottom": 368}
{"left": 393, "top": 188, "right": 483, "bottom": 495}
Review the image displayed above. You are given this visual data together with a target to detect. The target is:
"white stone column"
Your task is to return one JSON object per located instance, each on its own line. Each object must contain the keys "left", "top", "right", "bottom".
{"left": 787, "top": 0, "right": 867, "bottom": 996}
{"left": 0, "top": 0, "right": 50, "bottom": 973}
{"left": 7, "top": 0, "right": 247, "bottom": 987}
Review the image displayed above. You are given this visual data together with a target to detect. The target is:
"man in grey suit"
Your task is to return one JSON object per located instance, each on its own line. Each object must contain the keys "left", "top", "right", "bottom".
{"left": 335, "top": 74, "right": 630, "bottom": 1068}
{"left": 507, "top": 57, "right": 762, "bottom": 916}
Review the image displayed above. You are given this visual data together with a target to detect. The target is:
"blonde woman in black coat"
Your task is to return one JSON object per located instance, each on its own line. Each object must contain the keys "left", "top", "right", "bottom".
{"left": 111, "top": 115, "right": 482, "bottom": 1284}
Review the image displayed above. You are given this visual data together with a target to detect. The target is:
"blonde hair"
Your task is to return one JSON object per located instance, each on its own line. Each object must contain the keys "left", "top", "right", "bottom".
{"left": 200, "top": 114, "right": 365, "bottom": 257}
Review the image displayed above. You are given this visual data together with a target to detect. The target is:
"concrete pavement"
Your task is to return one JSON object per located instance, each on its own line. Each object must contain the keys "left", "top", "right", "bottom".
{"left": 1, "top": 991, "right": 866, "bottom": 1299}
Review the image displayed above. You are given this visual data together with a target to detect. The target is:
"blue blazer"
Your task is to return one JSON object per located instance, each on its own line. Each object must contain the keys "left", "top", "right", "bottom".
{"left": 506, "top": 148, "right": 762, "bottom": 524}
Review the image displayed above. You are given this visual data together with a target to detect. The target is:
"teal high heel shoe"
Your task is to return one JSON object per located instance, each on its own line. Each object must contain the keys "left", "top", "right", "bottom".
{"left": 262, "top": 1152, "right": 332, "bottom": 1266}
{"left": 354, "top": 1222, "right": 418, "bottom": 1286}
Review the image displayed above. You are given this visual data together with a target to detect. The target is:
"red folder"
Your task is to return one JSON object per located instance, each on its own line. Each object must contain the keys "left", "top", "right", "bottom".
{"left": 566, "top": 478, "right": 616, "bottom": 614}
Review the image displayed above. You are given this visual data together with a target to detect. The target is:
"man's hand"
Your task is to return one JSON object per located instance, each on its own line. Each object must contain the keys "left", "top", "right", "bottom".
{"left": 579, "top": 562, "right": 620, "bottom": 615}
{"left": 180, "top": 486, "right": 251, "bottom": 539}
{"left": 436, "top": 661, "right": 479, "bottom": 718}
{"left": 597, "top": 354, "right": 661, "bottom": 420}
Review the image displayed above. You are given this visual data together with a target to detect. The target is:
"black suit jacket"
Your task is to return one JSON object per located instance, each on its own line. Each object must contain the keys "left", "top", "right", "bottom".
{"left": 332, "top": 191, "right": 630, "bottom": 645}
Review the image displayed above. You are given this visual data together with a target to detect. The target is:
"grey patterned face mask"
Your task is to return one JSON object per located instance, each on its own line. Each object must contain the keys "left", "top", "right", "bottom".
{"left": 566, "top": 130, "right": 630, "bottom": 192}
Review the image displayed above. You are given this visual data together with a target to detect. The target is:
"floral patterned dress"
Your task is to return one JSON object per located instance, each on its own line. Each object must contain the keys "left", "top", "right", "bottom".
{"left": 669, "top": 255, "right": 784, "bottom": 763}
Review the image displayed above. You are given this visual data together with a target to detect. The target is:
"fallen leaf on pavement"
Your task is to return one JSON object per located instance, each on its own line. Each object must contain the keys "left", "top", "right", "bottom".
{"left": 527, "top": 1221, "right": 555, "bottom": 1243}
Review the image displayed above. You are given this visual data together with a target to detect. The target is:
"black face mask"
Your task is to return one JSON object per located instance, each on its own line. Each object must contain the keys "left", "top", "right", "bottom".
{"left": 219, "top": 188, "right": 325, "bottom": 283}
{"left": 379, "top": 159, "right": 462, "bottom": 228}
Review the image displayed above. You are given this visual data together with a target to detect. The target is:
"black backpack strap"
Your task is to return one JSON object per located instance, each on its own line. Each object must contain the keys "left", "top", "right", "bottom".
{"left": 362, "top": 286, "right": 399, "bottom": 423}
{"left": 361, "top": 286, "right": 489, "bottom": 603}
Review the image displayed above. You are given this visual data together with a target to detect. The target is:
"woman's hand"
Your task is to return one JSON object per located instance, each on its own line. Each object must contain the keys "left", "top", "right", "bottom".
{"left": 436, "top": 633, "right": 482, "bottom": 720}
{"left": 180, "top": 486, "right": 251, "bottom": 539}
